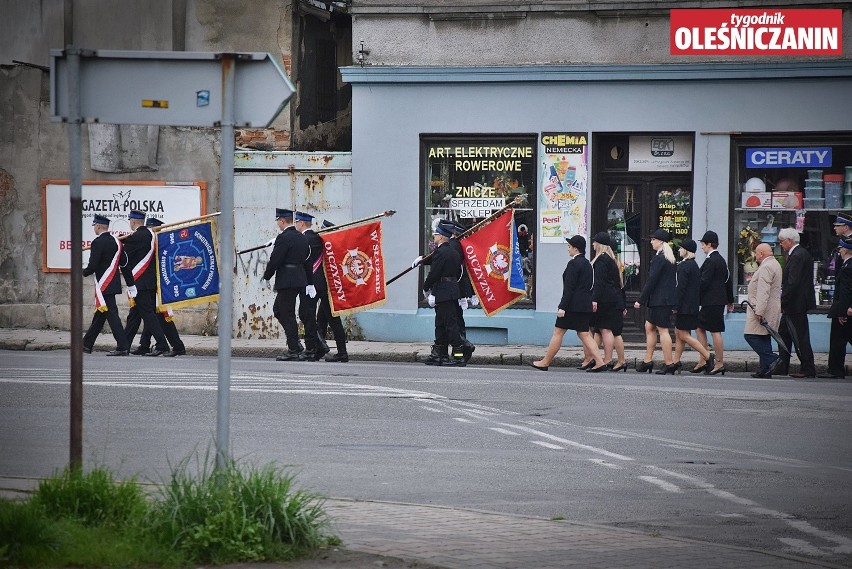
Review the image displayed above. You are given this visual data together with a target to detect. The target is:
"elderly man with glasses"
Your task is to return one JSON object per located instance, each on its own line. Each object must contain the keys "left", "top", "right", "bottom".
{"left": 773, "top": 227, "right": 816, "bottom": 378}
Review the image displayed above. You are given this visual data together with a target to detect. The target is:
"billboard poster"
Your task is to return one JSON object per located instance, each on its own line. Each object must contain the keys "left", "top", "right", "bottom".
{"left": 539, "top": 133, "right": 589, "bottom": 243}
{"left": 628, "top": 136, "right": 693, "bottom": 171}
{"left": 42, "top": 180, "right": 206, "bottom": 271}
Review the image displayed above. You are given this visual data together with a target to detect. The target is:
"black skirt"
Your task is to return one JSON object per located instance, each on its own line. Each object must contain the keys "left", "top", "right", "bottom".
{"left": 698, "top": 305, "right": 726, "bottom": 332}
{"left": 647, "top": 306, "right": 673, "bottom": 328}
{"left": 555, "top": 311, "right": 591, "bottom": 332}
{"left": 675, "top": 313, "right": 699, "bottom": 331}
{"left": 591, "top": 302, "right": 623, "bottom": 334}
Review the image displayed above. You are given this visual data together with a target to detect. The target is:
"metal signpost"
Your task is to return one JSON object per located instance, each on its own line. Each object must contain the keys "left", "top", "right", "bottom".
{"left": 51, "top": 48, "right": 295, "bottom": 470}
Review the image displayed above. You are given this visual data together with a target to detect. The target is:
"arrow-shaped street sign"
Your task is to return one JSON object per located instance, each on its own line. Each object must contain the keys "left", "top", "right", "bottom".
{"left": 51, "top": 49, "right": 294, "bottom": 127}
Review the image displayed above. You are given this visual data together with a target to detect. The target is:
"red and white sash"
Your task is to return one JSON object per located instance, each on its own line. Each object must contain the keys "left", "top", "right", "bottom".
{"left": 94, "top": 234, "right": 122, "bottom": 312}
{"left": 127, "top": 227, "right": 156, "bottom": 306}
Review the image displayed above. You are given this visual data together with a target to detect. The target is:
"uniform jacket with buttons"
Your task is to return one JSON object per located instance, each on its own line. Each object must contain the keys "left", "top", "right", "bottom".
{"left": 675, "top": 258, "right": 701, "bottom": 315}
{"left": 423, "top": 241, "right": 461, "bottom": 303}
{"left": 829, "top": 257, "right": 852, "bottom": 319}
{"left": 700, "top": 250, "right": 734, "bottom": 306}
{"left": 263, "top": 226, "right": 312, "bottom": 290}
{"left": 559, "top": 253, "right": 593, "bottom": 313}
{"left": 83, "top": 231, "right": 134, "bottom": 295}
{"left": 638, "top": 251, "right": 676, "bottom": 308}
{"left": 122, "top": 226, "right": 157, "bottom": 290}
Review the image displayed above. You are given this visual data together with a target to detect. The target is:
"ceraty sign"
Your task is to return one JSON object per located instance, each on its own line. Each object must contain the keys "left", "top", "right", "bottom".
{"left": 745, "top": 147, "right": 832, "bottom": 168}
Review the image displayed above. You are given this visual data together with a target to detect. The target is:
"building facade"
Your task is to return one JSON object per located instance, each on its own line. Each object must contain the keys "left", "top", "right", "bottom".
{"left": 342, "top": 1, "right": 852, "bottom": 349}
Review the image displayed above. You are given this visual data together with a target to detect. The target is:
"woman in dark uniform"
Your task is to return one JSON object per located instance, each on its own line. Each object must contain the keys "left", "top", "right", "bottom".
{"left": 696, "top": 230, "right": 734, "bottom": 375}
{"left": 670, "top": 239, "right": 714, "bottom": 374}
{"left": 633, "top": 229, "right": 677, "bottom": 373}
{"left": 586, "top": 231, "right": 623, "bottom": 369}
{"left": 531, "top": 235, "right": 606, "bottom": 372}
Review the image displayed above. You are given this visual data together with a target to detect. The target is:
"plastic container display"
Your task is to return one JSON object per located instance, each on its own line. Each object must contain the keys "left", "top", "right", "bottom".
{"left": 826, "top": 182, "right": 843, "bottom": 209}
{"left": 803, "top": 197, "right": 825, "bottom": 209}
{"left": 804, "top": 179, "right": 824, "bottom": 190}
{"left": 824, "top": 173, "right": 844, "bottom": 183}
{"left": 807, "top": 169, "right": 823, "bottom": 179}
{"left": 804, "top": 188, "right": 824, "bottom": 199}
{"left": 845, "top": 194, "right": 852, "bottom": 209}
{"left": 846, "top": 165, "right": 852, "bottom": 182}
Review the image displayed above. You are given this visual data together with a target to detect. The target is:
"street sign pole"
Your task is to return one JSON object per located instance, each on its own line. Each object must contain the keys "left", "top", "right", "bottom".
{"left": 216, "top": 54, "right": 236, "bottom": 471}
{"left": 51, "top": 48, "right": 294, "bottom": 474}
{"left": 67, "top": 46, "right": 84, "bottom": 470}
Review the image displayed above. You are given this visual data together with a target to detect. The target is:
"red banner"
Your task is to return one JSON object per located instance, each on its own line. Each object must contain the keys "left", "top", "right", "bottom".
{"left": 670, "top": 9, "right": 842, "bottom": 56}
{"left": 460, "top": 210, "right": 524, "bottom": 317}
{"left": 321, "top": 221, "right": 387, "bottom": 316}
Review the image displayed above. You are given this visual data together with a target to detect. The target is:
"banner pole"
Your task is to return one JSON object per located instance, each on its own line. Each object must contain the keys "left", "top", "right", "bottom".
{"left": 236, "top": 210, "right": 396, "bottom": 255}
{"left": 386, "top": 195, "right": 526, "bottom": 286}
{"left": 82, "top": 212, "right": 222, "bottom": 252}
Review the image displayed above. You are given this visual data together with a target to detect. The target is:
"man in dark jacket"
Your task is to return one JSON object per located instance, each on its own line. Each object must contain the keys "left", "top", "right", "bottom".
{"left": 263, "top": 208, "right": 312, "bottom": 361}
{"left": 82, "top": 214, "right": 135, "bottom": 355}
{"left": 422, "top": 224, "right": 466, "bottom": 366}
{"left": 295, "top": 211, "right": 326, "bottom": 361}
{"left": 130, "top": 217, "right": 187, "bottom": 357}
{"left": 774, "top": 227, "right": 816, "bottom": 378}
{"left": 122, "top": 210, "right": 170, "bottom": 356}
{"left": 439, "top": 219, "right": 476, "bottom": 363}
{"left": 821, "top": 235, "right": 852, "bottom": 378}
{"left": 696, "top": 230, "right": 734, "bottom": 374}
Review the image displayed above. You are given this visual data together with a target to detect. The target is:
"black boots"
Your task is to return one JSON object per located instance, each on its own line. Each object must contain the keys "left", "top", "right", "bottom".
{"left": 424, "top": 344, "right": 449, "bottom": 366}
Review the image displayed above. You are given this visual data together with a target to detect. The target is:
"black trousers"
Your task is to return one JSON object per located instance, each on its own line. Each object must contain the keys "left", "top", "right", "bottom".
{"left": 434, "top": 300, "right": 463, "bottom": 351}
{"left": 298, "top": 292, "right": 319, "bottom": 352}
{"left": 273, "top": 288, "right": 301, "bottom": 351}
{"left": 827, "top": 317, "right": 852, "bottom": 377}
{"left": 124, "top": 290, "right": 169, "bottom": 351}
{"left": 776, "top": 313, "right": 816, "bottom": 376}
{"left": 317, "top": 293, "right": 347, "bottom": 354}
{"left": 83, "top": 294, "right": 128, "bottom": 351}
{"left": 138, "top": 313, "right": 185, "bottom": 351}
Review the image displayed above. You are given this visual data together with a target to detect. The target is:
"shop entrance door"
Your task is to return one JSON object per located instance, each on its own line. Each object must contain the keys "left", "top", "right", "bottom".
{"left": 594, "top": 175, "right": 693, "bottom": 338}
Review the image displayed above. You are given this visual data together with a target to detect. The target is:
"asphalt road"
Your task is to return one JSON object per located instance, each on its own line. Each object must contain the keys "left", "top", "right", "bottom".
{"left": 2, "top": 350, "right": 851, "bottom": 566}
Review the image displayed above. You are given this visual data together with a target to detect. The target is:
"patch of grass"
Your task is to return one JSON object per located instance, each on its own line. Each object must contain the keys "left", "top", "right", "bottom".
{"left": 30, "top": 465, "right": 147, "bottom": 528}
{"left": 550, "top": 515, "right": 566, "bottom": 521}
{"left": 147, "top": 449, "right": 332, "bottom": 564}
{"left": 1, "top": 450, "right": 335, "bottom": 567}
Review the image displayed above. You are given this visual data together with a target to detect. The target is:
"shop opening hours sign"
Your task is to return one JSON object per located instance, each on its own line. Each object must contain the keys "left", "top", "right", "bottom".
{"left": 657, "top": 188, "right": 691, "bottom": 240}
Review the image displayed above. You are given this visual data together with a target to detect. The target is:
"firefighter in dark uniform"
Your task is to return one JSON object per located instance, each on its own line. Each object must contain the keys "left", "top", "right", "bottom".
{"left": 130, "top": 217, "right": 187, "bottom": 357}
{"left": 821, "top": 235, "right": 852, "bottom": 378}
{"left": 82, "top": 214, "right": 135, "bottom": 355}
{"left": 422, "top": 224, "right": 466, "bottom": 366}
{"left": 316, "top": 220, "right": 349, "bottom": 362}
{"left": 294, "top": 211, "right": 326, "bottom": 361}
{"left": 439, "top": 219, "right": 476, "bottom": 363}
{"left": 263, "top": 208, "right": 312, "bottom": 361}
{"left": 122, "top": 210, "right": 170, "bottom": 356}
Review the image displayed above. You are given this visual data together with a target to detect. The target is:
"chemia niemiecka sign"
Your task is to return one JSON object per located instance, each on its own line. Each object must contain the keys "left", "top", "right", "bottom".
{"left": 745, "top": 147, "right": 832, "bottom": 168}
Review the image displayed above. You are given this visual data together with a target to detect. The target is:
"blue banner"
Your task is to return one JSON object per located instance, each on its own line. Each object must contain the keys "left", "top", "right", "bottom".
{"left": 745, "top": 147, "right": 832, "bottom": 168}
{"left": 156, "top": 220, "right": 220, "bottom": 308}
{"left": 509, "top": 214, "right": 526, "bottom": 294}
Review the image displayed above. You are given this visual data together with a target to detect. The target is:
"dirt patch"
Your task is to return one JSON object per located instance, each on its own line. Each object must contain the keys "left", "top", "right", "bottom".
{"left": 226, "top": 548, "right": 447, "bottom": 569}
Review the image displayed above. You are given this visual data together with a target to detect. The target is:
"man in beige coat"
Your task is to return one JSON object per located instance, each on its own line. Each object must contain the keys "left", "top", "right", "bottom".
{"left": 744, "top": 243, "right": 783, "bottom": 378}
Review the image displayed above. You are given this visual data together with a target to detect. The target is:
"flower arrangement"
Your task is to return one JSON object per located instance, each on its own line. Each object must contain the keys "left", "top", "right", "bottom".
{"left": 737, "top": 225, "right": 760, "bottom": 271}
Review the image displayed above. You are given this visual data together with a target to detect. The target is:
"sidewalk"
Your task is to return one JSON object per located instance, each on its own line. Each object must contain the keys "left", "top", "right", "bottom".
{"left": 0, "top": 327, "right": 830, "bottom": 373}
{"left": 0, "top": 327, "right": 841, "bottom": 568}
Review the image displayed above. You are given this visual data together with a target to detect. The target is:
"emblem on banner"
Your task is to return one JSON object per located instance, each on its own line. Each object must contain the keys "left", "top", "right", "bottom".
{"left": 485, "top": 243, "right": 511, "bottom": 280}
{"left": 342, "top": 248, "right": 373, "bottom": 286}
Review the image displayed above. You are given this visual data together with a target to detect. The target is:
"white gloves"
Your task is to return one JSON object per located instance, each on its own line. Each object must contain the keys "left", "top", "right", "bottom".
{"left": 427, "top": 294, "right": 436, "bottom": 307}
{"left": 411, "top": 255, "right": 424, "bottom": 269}
{"left": 127, "top": 285, "right": 138, "bottom": 298}
{"left": 305, "top": 285, "right": 317, "bottom": 298}
{"left": 458, "top": 298, "right": 469, "bottom": 310}
{"left": 469, "top": 295, "right": 480, "bottom": 308}
{"left": 261, "top": 279, "right": 272, "bottom": 290}
{"left": 266, "top": 237, "right": 276, "bottom": 247}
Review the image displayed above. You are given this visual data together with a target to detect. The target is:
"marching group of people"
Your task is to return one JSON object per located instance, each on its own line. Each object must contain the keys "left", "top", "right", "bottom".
{"left": 531, "top": 213, "right": 852, "bottom": 379}
{"left": 82, "top": 210, "right": 185, "bottom": 357}
{"left": 83, "top": 205, "right": 851, "bottom": 376}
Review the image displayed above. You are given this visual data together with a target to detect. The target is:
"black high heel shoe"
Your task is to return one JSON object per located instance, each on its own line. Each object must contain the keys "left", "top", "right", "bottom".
{"left": 706, "top": 364, "right": 727, "bottom": 376}
{"left": 577, "top": 361, "right": 594, "bottom": 370}
{"left": 528, "top": 362, "right": 549, "bottom": 371}
{"left": 635, "top": 360, "right": 654, "bottom": 373}
{"left": 655, "top": 362, "right": 682, "bottom": 375}
{"left": 587, "top": 361, "right": 611, "bottom": 373}
{"left": 690, "top": 363, "right": 709, "bottom": 374}
{"left": 610, "top": 362, "right": 629, "bottom": 372}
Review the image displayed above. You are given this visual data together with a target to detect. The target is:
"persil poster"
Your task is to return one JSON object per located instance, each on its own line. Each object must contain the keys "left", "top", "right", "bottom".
{"left": 539, "top": 133, "right": 589, "bottom": 243}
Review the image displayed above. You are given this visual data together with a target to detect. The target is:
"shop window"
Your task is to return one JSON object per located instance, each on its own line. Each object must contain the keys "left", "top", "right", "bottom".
{"left": 420, "top": 135, "right": 537, "bottom": 307}
{"left": 732, "top": 134, "right": 852, "bottom": 310}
